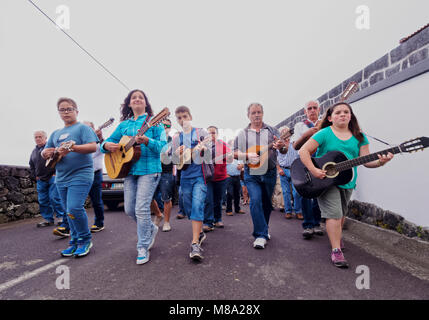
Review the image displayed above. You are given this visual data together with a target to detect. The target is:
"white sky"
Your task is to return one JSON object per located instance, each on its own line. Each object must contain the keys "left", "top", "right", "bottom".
{"left": 1, "top": 0, "right": 428, "bottom": 166}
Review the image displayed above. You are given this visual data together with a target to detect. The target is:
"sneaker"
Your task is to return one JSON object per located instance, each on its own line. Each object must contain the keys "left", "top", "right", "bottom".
{"left": 148, "top": 225, "right": 159, "bottom": 250}
{"left": 74, "top": 242, "right": 93, "bottom": 258}
{"left": 303, "top": 228, "right": 314, "bottom": 239}
{"left": 267, "top": 233, "right": 271, "bottom": 240}
{"left": 203, "top": 225, "right": 214, "bottom": 232}
{"left": 37, "top": 221, "right": 54, "bottom": 228}
{"left": 90, "top": 225, "right": 105, "bottom": 233}
{"left": 198, "top": 232, "right": 206, "bottom": 246}
{"left": 331, "top": 248, "right": 349, "bottom": 268}
{"left": 53, "top": 227, "right": 70, "bottom": 237}
{"left": 61, "top": 244, "right": 77, "bottom": 257}
{"left": 154, "top": 214, "right": 164, "bottom": 227}
{"left": 162, "top": 222, "right": 171, "bottom": 232}
{"left": 176, "top": 213, "right": 186, "bottom": 219}
{"left": 296, "top": 213, "right": 304, "bottom": 220}
{"left": 189, "top": 243, "right": 204, "bottom": 261}
{"left": 136, "top": 248, "right": 150, "bottom": 265}
{"left": 236, "top": 210, "right": 246, "bottom": 214}
{"left": 253, "top": 237, "right": 267, "bottom": 249}
{"left": 285, "top": 213, "right": 293, "bottom": 219}
{"left": 226, "top": 211, "right": 233, "bottom": 216}
{"left": 314, "top": 226, "right": 324, "bottom": 236}
{"left": 214, "top": 221, "right": 224, "bottom": 228}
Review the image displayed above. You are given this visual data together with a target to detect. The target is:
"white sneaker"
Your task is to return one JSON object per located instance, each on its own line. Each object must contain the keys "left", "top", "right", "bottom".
{"left": 136, "top": 248, "right": 150, "bottom": 265}
{"left": 162, "top": 222, "right": 171, "bottom": 232}
{"left": 154, "top": 214, "right": 164, "bottom": 227}
{"left": 253, "top": 237, "right": 267, "bottom": 249}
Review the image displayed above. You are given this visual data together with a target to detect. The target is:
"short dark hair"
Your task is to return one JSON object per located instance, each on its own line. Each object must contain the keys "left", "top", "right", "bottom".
{"left": 57, "top": 97, "right": 77, "bottom": 109}
{"left": 175, "top": 105, "right": 192, "bottom": 117}
{"left": 207, "top": 126, "right": 218, "bottom": 133}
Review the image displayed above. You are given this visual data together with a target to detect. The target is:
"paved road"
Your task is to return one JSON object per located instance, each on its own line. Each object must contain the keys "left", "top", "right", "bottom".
{"left": 1, "top": 205, "right": 428, "bottom": 300}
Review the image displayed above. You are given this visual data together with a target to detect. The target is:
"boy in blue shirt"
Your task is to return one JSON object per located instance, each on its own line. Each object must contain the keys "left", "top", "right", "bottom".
{"left": 42, "top": 97, "right": 98, "bottom": 258}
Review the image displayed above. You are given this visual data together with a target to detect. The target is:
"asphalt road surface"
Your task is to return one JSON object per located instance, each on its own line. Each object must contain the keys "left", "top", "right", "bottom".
{"left": 1, "top": 204, "right": 428, "bottom": 300}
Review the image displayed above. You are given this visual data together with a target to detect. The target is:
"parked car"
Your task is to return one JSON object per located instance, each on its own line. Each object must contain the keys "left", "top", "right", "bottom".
{"left": 101, "top": 173, "right": 124, "bottom": 211}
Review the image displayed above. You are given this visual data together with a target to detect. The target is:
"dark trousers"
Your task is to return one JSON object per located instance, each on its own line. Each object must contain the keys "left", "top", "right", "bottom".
{"left": 301, "top": 197, "right": 321, "bottom": 229}
{"left": 204, "top": 179, "right": 227, "bottom": 227}
{"left": 89, "top": 170, "right": 105, "bottom": 227}
{"left": 226, "top": 176, "right": 241, "bottom": 213}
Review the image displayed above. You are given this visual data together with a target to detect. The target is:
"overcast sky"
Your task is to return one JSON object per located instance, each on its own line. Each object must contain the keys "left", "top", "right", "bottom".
{"left": 1, "top": 0, "right": 428, "bottom": 166}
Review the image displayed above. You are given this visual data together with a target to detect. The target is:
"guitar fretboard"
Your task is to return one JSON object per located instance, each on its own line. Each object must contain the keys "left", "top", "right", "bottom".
{"left": 335, "top": 146, "right": 401, "bottom": 172}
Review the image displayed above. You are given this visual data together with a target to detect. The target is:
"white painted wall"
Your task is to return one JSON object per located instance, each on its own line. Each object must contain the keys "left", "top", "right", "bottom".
{"left": 351, "top": 72, "right": 429, "bottom": 227}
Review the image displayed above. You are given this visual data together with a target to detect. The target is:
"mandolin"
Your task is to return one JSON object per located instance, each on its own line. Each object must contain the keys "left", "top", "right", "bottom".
{"left": 45, "top": 140, "right": 76, "bottom": 169}
{"left": 290, "top": 137, "right": 429, "bottom": 198}
{"left": 246, "top": 128, "right": 294, "bottom": 170}
{"left": 105, "top": 108, "right": 170, "bottom": 179}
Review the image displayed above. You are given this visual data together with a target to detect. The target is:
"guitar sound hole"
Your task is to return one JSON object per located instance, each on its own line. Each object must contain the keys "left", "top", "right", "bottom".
{"left": 324, "top": 164, "right": 338, "bottom": 177}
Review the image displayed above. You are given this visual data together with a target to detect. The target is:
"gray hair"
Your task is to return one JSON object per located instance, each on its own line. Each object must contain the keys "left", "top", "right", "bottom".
{"left": 247, "top": 103, "right": 264, "bottom": 116}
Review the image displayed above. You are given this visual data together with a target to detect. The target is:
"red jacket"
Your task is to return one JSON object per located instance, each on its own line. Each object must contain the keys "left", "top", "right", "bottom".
{"left": 212, "top": 139, "right": 230, "bottom": 182}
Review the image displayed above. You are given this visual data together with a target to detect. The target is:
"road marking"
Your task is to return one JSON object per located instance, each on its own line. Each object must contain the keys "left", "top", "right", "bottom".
{"left": 0, "top": 259, "right": 67, "bottom": 293}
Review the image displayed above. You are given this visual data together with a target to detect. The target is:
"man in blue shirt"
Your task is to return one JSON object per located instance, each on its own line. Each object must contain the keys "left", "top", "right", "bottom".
{"left": 42, "top": 97, "right": 98, "bottom": 258}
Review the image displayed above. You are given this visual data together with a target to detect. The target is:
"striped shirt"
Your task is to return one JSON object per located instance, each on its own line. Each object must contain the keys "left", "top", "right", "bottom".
{"left": 277, "top": 142, "right": 299, "bottom": 168}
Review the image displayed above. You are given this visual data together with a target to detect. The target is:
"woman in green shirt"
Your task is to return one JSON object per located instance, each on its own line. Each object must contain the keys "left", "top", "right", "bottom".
{"left": 299, "top": 102, "right": 393, "bottom": 268}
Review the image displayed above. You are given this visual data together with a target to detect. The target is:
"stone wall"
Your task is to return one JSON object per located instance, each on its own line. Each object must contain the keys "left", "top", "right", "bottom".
{"left": 276, "top": 25, "right": 429, "bottom": 131}
{"left": 0, "top": 165, "right": 39, "bottom": 223}
{"left": 347, "top": 200, "right": 429, "bottom": 242}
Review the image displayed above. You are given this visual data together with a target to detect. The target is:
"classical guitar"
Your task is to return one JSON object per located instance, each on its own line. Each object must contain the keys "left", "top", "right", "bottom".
{"left": 290, "top": 137, "right": 429, "bottom": 198}
{"left": 105, "top": 108, "right": 170, "bottom": 179}
{"left": 45, "top": 140, "right": 76, "bottom": 169}
{"left": 246, "top": 128, "right": 294, "bottom": 170}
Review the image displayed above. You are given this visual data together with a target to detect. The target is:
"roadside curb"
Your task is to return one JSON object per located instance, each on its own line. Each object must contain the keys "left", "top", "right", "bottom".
{"left": 343, "top": 218, "right": 429, "bottom": 281}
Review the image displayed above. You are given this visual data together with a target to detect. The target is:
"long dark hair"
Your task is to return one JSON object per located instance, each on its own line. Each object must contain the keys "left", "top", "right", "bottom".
{"left": 319, "top": 102, "right": 364, "bottom": 143}
{"left": 120, "top": 89, "right": 153, "bottom": 121}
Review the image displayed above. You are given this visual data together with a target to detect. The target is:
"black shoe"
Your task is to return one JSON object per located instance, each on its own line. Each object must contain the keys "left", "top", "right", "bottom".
{"left": 176, "top": 213, "right": 186, "bottom": 219}
{"left": 90, "top": 225, "right": 105, "bottom": 233}
{"left": 53, "top": 227, "right": 70, "bottom": 237}
{"left": 37, "top": 221, "right": 54, "bottom": 228}
{"left": 303, "top": 228, "right": 314, "bottom": 239}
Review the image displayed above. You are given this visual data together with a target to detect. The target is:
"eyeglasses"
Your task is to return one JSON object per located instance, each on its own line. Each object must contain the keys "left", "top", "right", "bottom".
{"left": 58, "top": 108, "right": 76, "bottom": 113}
{"left": 164, "top": 124, "right": 171, "bottom": 128}
{"left": 306, "top": 106, "right": 318, "bottom": 111}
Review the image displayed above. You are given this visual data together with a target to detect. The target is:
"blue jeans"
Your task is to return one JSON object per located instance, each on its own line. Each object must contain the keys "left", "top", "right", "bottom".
{"left": 301, "top": 197, "right": 321, "bottom": 229}
{"left": 156, "top": 172, "right": 174, "bottom": 202}
{"left": 204, "top": 179, "right": 227, "bottom": 227}
{"left": 279, "top": 168, "right": 302, "bottom": 213}
{"left": 181, "top": 177, "right": 207, "bottom": 221}
{"left": 244, "top": 167, "right": 277, "bottom": 240}
{"left": 56, "top": 180, "right": 93, "bottom": 245}
{"left": 88, "top": 170, "right": 104, "bottom": 227}
{"left": 36, "top": 176, "right": 65, "bottom": 223}
{"left": 178, "top": 186, "right": 184, "bottom": 215}
{"left": 124, "top": 173, "right": 160, "bottom": 250}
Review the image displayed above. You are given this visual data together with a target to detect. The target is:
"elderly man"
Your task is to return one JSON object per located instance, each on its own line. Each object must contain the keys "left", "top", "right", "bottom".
{"left": 291, "top": 101, "right": 323, "bottom": 239}
{"left": 276, "top": 126, "right": 302, "bottom": 220}
{"left": 29, "top": 130, "right": 66, "bottom": 228}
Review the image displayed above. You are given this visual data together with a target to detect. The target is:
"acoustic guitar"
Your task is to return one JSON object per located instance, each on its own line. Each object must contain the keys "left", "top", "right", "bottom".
{"left": 105, "top": 108, "right": 170, "bottom": 179}
{"left": 290, "top": 137, "right": 429, "bottom": 198}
